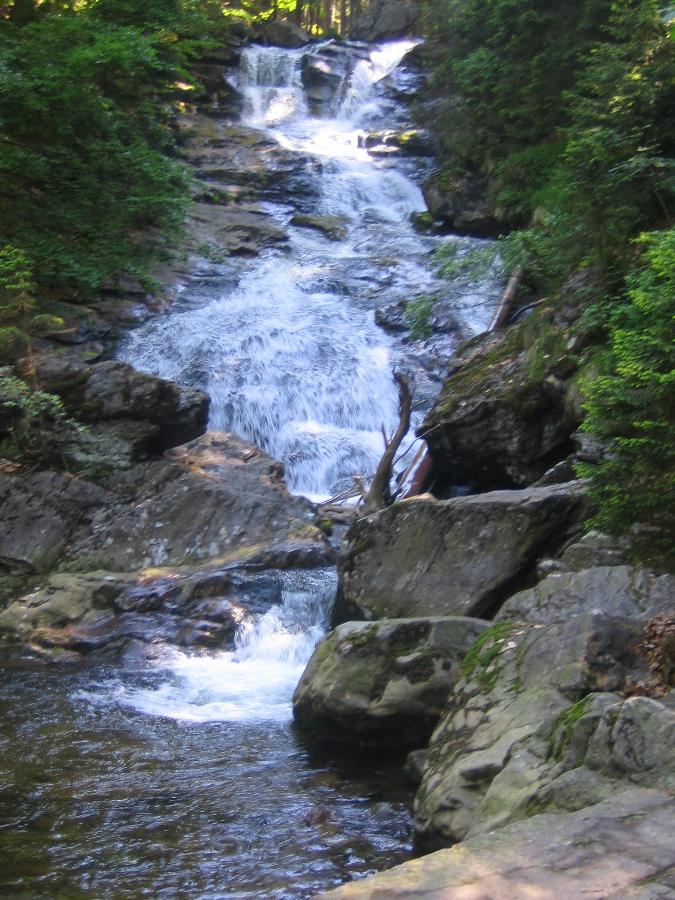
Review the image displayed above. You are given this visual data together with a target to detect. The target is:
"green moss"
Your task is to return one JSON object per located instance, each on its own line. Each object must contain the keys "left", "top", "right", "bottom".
{"left": 461, "top": 621, "right": 521, "bottom": 691}
{"left": 548, "top": 696, "right": 591, "bottom": 760}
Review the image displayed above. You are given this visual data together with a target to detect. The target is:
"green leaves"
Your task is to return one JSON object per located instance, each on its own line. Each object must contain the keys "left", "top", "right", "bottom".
{"left": 579, "top": 228, "right": 675, "bottom": 563}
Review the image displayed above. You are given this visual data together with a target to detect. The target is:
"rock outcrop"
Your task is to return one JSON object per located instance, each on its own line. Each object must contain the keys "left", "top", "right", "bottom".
{"left": 351, "top": 0, "right": 419, "bottom": 42}
{"left": 293, "top": 616, "right": 489, "bottom": 748}
{"left": 413, "top": 566, "right": 674, "bottom": 848}
{"left": 420, "top": 273, "right": 602, "bottom": 494}
{"left": 320, "top": 788, "right": 675, "bottom": 898}
{"left": 335, "top": 482, "right": 587, "bottom": 623}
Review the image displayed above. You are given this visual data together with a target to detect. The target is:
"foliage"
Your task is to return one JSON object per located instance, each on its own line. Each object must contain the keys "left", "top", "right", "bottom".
{"left": 577, "top": 229, "right": 675, "bottom": 563}
{"left": 405, "top": 295, "right": 434, "bottom": 339}
{"left": 0, "top": 0, "right": 247, "bottom": 300}
{"left": 0, "top": 245, "right": 35, "bottom": 323}
{"left": 0, "top": 375, "right": 86, "bottom": 466}
{"left": 433, "top": 242, "right": 497, "bottom": 281}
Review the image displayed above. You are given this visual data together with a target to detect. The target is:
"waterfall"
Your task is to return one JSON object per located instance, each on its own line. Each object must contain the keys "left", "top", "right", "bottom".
{"left": 121, "top": 38, "right": 432, "bottom": 503}
{"left": 110, "top": 40, "right": 498, "bottom": 724}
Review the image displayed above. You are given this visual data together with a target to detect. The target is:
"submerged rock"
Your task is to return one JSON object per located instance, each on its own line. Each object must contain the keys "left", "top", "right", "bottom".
{"left": 335, "top": 482, "right": 587, "bottom": 624}
{"left": 293, "top": 616, "right": 489, "bottom": 749}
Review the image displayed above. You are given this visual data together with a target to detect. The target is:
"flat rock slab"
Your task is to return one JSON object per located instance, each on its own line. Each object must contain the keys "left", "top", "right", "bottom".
{"left": 293, "top": 616, "right": 489, "bottom": 749}
{"left": 320, "top": 788, "right": 675, "bottom": 899}
{"left": 336, "top": 482, "right": 586, "bottom": 623}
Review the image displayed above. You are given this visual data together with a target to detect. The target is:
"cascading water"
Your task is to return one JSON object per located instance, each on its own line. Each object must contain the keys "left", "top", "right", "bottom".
{"left": 113, "top": 36, "right": 499, "bottom": 732}
{"left": 121, "top": 39, "right": 445, "bottom": 502}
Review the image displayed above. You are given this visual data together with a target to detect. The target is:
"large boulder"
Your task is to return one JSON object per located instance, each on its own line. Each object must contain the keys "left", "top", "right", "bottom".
{"left": 422, "top": 172, "right": 502, "bottom": 237}
{"left": 33, "top": 353, "right": 209, "bottom": 453}
{"left": 293, "top": 616, "right": 489, "bottom": 749}
{"left": 421, "top": 277, "right": 602, "bottom": 494}
{"left": 256, "top": 20, "right": 308, "bottom": 49}
{"left": 335, "top": 482, "right": 587, "bottom": 624}
{"left": 319, "top": 788, "right": 675, "bottom": 898}
{"left": 301, "top": 54, "right": 344, "bottom": 108}
{"left": 62, "top": 432, "right": 321, "bottom": 572}
{"left": 413, "top": 566, "right": 675, "bottom": 848}
{"left": 0, "top": 432, "right": 326, "bottom": 606}
{"left": 350, "top": 0, "right": 419, "bottom": 41}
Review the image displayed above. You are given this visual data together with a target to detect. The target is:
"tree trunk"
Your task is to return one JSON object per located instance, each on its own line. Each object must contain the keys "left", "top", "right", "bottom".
{"left": 323, "top": 0, "right": 333, "bottom": 34}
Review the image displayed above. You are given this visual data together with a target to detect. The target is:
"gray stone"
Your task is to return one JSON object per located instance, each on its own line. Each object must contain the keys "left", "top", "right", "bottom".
{"left": 293, "top": 616, "right": 489, "bottom": 749}
{"left": 496, "top": 565, "right": 675, "bottom": 626}
{"left": 351, "top": 0, "right": 419, "bottom": 42}
{"left": 320, "top": 789, "right": 675, "bottom": 899}
{"left": 415, "top": 600, "right": 665, "bottom": 846}
{"left": 336, "top": 482, "right": 587, "bottom": 623}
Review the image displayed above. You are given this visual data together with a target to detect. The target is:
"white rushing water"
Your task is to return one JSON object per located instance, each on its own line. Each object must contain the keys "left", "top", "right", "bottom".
{"left": 122, "top": 39, "right": 445, "bottom": 502}
{"left": 108, "top": 41, "right": 498, "bottom": 724}
{"left": 79, "top": 569, "right": 336, "bottom": 723}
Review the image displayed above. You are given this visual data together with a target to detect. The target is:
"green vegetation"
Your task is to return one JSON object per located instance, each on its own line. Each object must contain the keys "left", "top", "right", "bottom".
{"left": 548, "top": 697, "right": 591, "bottom": 761}
{"left": 461, "top": 621, "right": 521, "bottom": 691}
{"left": 578, "top": 230, "right": 675, "bottom": 564}
{"left": 421, "top": 0, "right": 674, "bottom": 561}
{"left": 405, "top": 295, "right": 434, "bottom": 339}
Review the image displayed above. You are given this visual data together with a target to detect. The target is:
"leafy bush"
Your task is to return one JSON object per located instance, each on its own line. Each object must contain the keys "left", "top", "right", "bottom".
{"left": 577, "top": 229, "right": 675, "bottom": 564}
{"left": 0, "top": 245, "right": 35, "bottom": 323}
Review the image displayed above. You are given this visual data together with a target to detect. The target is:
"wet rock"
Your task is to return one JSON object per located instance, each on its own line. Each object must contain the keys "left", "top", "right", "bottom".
{"left": 335, "top": 482, "right": 587, "bottom": 624}
{"left": 256, "top": 20, "right": 308, "bottom": 49}
{"left": 291, "top": 213, "right": 349, "bottom": 241}
{"left": 375, "top": 301, "right": 408, "bottom": 332}
{"left": 33, "top": 352, "right": 209, "bottom": 453}
{"left": 365, "top": 129, "right": 434, "bottom": 157}
{"left": 293, "top": 616, "right": 489, "bottom": 749}
{"left": 350, "top": 0, "right": 419, "bottom": 42}
{"left": 301, "top": 55, "right": 344, "bottom": 107}
{"left": 0, "top": 550, "right": 322, "bottom": 663}
{"left": 422, "top": 172, "right": 502, "bottom": 237}
{"left": 191, "top": 202, "right": 288, "bottom": 256}
{"left": 320, "top": 788, "right": 675, "bottom": 898}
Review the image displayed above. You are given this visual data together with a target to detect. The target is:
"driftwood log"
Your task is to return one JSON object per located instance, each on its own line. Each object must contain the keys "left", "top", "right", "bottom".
{"left": 362, "top": 373, "right": 412, "bottom": 514}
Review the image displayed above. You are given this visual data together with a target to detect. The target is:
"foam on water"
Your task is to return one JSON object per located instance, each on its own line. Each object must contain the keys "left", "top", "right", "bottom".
{"left": 78, "top": 569, "right": 336, "bottom": 723}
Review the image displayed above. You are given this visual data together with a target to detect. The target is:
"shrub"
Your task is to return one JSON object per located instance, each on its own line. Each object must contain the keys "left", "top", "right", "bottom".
{"left": 578, "top": 228, "right": 675, "bottom": 565}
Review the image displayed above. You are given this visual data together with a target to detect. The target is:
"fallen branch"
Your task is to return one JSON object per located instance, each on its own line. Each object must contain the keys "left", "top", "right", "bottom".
{"left": 490, "top": 264, "right": 524, "bottom": 331}
{"left": 362, "top": 373, "right": 412, "bottom": 515}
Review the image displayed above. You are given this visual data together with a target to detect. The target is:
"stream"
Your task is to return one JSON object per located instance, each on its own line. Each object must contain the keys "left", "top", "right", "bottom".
{"left": 1, "top": 40, "right": 501, "bottom": 898}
